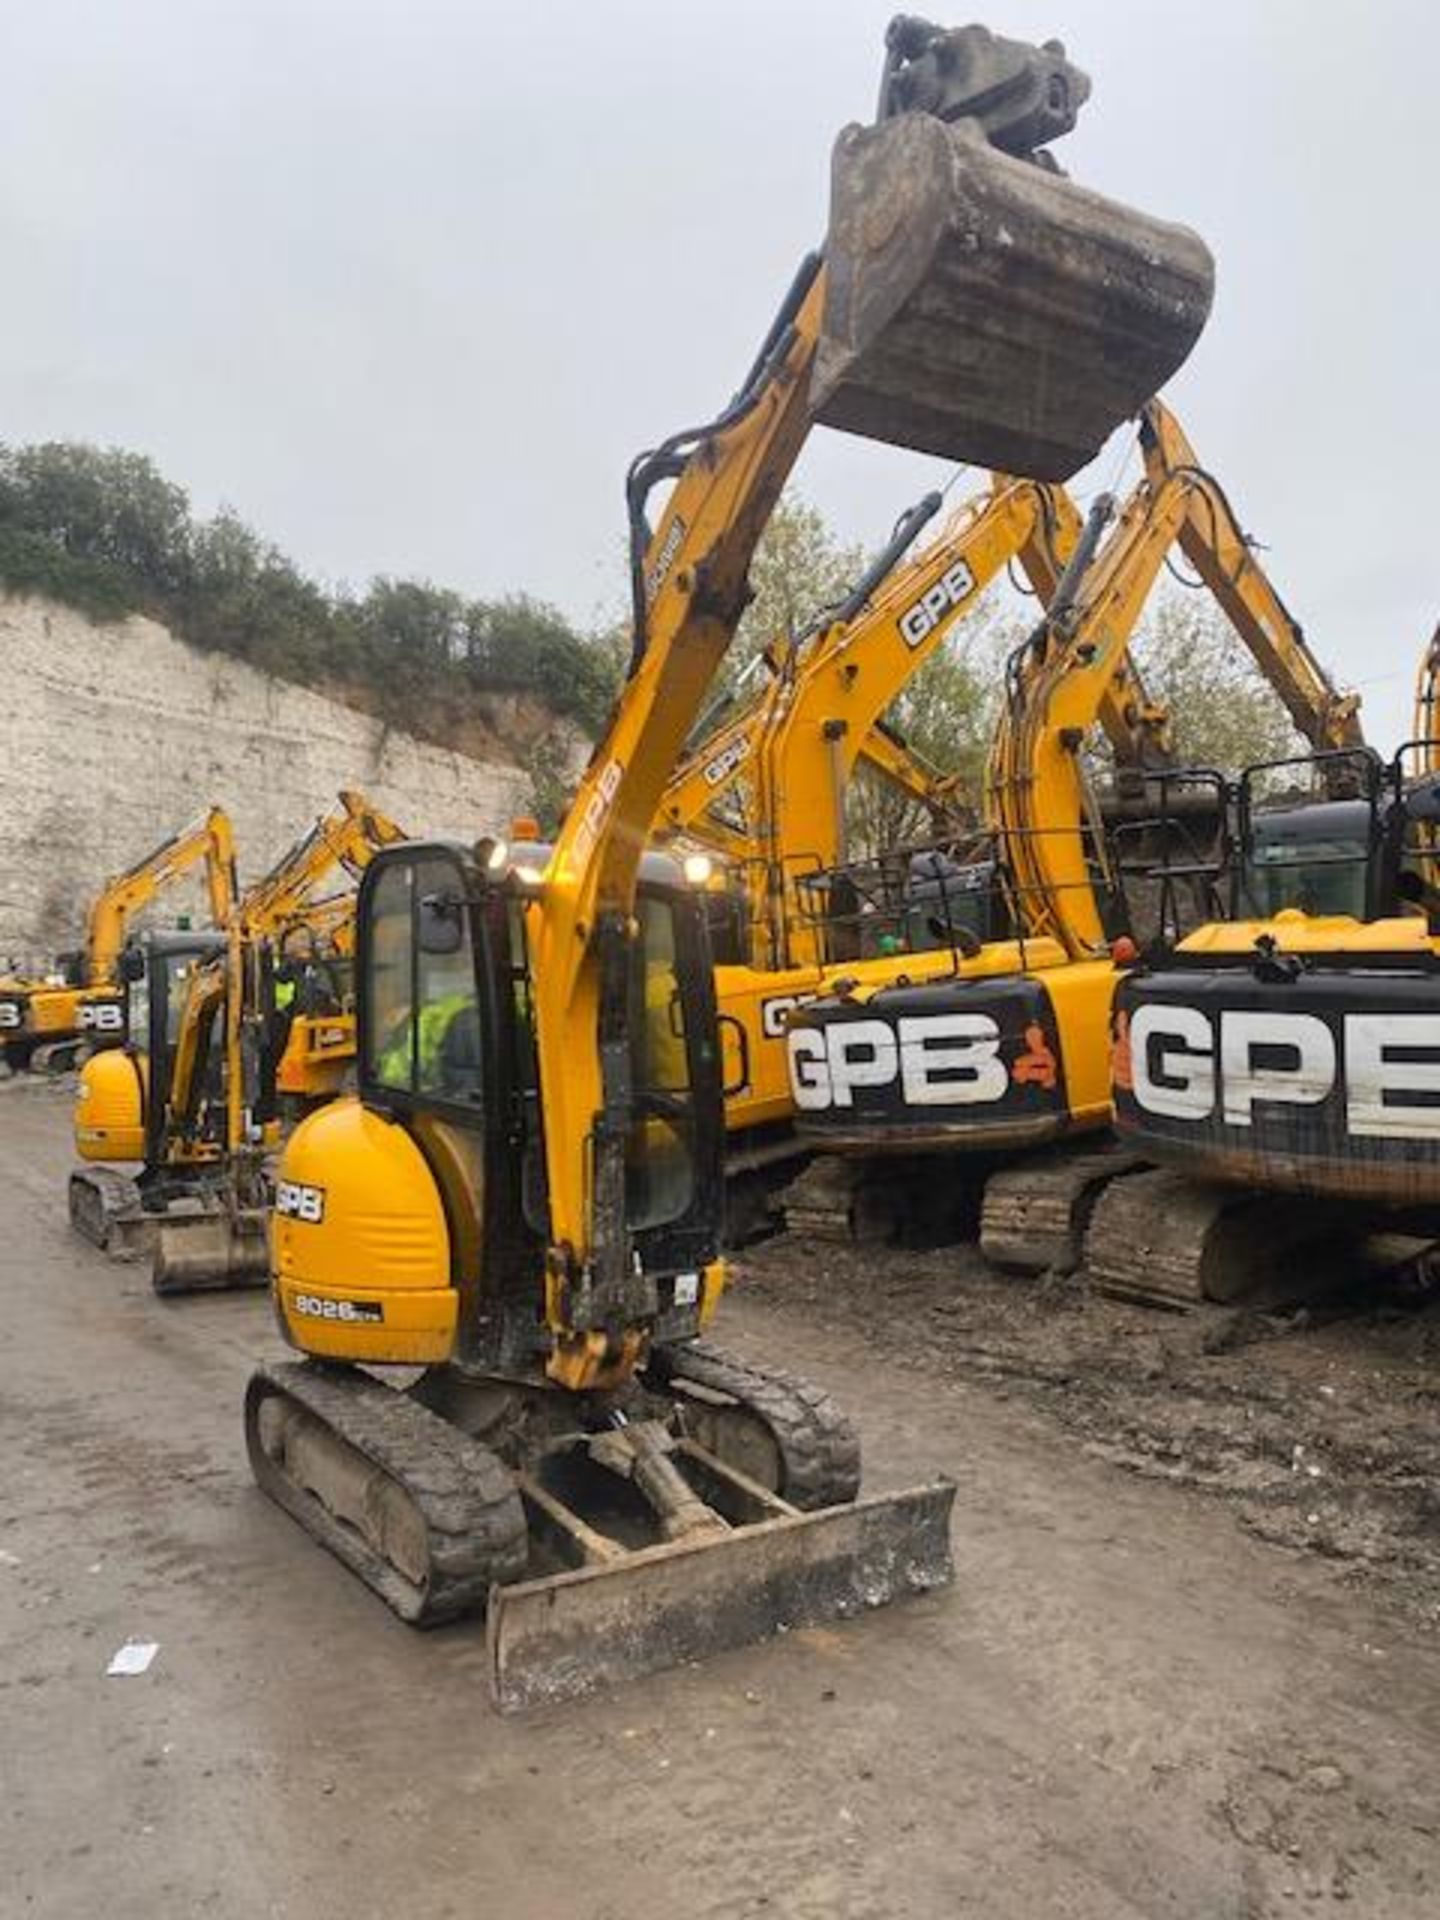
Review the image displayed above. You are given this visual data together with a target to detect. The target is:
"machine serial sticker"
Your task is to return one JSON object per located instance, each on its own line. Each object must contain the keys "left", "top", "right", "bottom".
{"left": 292, "top": 1293, "right": 385, "bottom": 1324}
{"left": 275, "top": 1179, "right": 326, "bottom": 1224}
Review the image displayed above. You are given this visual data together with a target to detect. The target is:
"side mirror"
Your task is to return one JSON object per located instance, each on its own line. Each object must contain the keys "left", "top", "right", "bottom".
{"left": 119, "top": 945, "right": 146, "bottom": 984}
{"left": 417, "top": 892, "right": 465, "bottom": 957}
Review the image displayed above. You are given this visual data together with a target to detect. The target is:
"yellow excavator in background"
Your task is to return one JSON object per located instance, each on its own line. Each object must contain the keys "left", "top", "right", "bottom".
{"left": 0, "top": 808, "right": 239, "bottom": 1074}
{"left": 1093, "top": 627, "right": 1439, "bottom": 1309}
{"left": 69, "top": 791, "right": 406, "bottom": 1275}
{"left": 782, "top": 400, "right": 1363, "bottom": 1266}
{"left": 242, "top": 16, "right": 1214, "bottom": 1709}
{"left": 653, "top": 474, "right": 1176, "bottom": 1226}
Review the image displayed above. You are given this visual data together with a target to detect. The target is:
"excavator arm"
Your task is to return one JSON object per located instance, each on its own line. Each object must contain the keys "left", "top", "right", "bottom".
{"left": 85, "top": 807, "right": 240, "bottom": 986}
{"left": 750, "top": 479, "right": 1078, "bottom": 966}
{"left": 162, "top": 792, "right": 408, "bottom": 1150}
{"left": 533, "top": 259, "right": 826, "bottom": 1385}
{"left": 1413, "top": 622, "right": 1440, "bottom": 773}
{"left": 240, "top": 791, "right": 406, "bottom": 941}
{"left": 988, "top": 401, "right": 1362, "bottom": 958}
{"left": 1144, "top": 404, "right": 1363, "bottom": 755}
{"left": 529, "top": 32, "right": 1213, "bottom": 1383}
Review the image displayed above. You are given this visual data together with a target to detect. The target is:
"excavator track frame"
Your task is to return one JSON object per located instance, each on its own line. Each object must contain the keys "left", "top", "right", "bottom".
{"left": 1084, "top": 1166, "right": 1360, "bottom": 1311}
{"left": 245, "top": 1363, "right": 529, "bottom": 1625}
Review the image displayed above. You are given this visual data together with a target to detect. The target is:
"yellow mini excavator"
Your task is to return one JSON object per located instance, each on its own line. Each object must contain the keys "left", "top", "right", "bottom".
{"left": 69, "top": 791, "right": 406, "bottom": 1274}
{"left": 0, "top": 808, "right": 239, "bottom": 1074}
{"left": 242, "top": 16, "right": 1214, "bottom": 1709}
{"left": 1092, "top": 629, "right": 1440, "bottom": 1309}
{"left": 782, "top": 400, "right": 1363, "bottom": 1265}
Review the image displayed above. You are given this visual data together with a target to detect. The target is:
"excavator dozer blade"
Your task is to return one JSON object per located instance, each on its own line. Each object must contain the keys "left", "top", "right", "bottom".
{"left": 152, "top": 1211, "right": 269, "bottom": 1295}
{"left": 814, "top": 113, "right": 1215, "bottom": 479}
{"left": 487, "top": 1479, "right": 955, "bottom": 1714}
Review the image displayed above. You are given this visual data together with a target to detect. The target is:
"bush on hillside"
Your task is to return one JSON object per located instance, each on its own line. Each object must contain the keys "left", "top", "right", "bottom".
{"left": 0, "top": 440, "right": 617, "bottom": 740}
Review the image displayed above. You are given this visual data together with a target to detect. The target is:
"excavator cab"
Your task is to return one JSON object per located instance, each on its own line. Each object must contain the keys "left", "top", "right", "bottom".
{"left": 1234, "top": 750, "right": 1389, "bottom": 922}
{"left": 269, "top": 841, "right": 726, "bottom": 1370}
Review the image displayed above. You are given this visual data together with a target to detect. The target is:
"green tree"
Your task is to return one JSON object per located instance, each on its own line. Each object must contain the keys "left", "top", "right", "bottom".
{"left": 523, "top": 730, "right": 580, "bottom": 835}
{"left": 1131, "top": 589, "right": 1305, "bottom": 772}
{"left": 0, "top": 436, "right": 618, "bottom": 751}
{"left": 731, "top": 494, "right": 867, "bottom": 679}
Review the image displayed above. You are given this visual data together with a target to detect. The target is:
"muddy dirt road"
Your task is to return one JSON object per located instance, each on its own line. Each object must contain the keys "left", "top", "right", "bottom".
{"left": 3, "top": 1085, "right": 1439, "bottom": 1919}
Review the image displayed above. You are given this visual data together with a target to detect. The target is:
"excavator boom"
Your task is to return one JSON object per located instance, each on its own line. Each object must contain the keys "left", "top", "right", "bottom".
{"left": 85, "top": 806, "right": 239, "bottom": 986}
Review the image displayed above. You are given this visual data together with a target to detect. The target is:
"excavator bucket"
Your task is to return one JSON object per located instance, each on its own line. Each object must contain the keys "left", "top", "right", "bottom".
{"left": 489, "top": 1467, "right": 956, "bottom": 1713}
{"left": 814, "top": 75, "right": 1214, "bottom": 477}
{"left": 151, "top": 1209, "right": 268, "bottom": 1294}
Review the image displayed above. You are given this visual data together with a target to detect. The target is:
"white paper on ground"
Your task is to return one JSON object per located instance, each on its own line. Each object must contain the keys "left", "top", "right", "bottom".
{"left": 107, "top": 1641, "right": 160, "bottom": 1676}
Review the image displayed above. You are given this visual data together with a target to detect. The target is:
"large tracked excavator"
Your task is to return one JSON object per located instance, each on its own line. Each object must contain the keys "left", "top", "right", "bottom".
{"left": 242, "top": 16, "right": 1214, "bottom": 1709}
{"left": 69, "top": 791, "right": 406, "bottom": 1275}
{"left": 654, "top": 473, "right": 1175, "bottom": 1229}
{"left": 0, "top": 808, "right": 239, "bottom": 1074}
{"left": 1092, "top": 630, "right": 1440, "bottom": 1309}
{"left": 782, "top": 401, "right": 1363, "bottom": 1266}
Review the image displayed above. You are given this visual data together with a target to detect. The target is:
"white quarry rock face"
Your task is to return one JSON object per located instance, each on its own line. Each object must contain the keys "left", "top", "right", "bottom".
{"left": 0, "top": 594, "right": 540, "bottom": 961}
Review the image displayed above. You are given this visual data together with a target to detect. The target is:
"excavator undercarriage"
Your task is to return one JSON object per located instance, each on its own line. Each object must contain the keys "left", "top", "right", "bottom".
{"left": 249, "top": 1343, "right": 952, "bottom": 1711}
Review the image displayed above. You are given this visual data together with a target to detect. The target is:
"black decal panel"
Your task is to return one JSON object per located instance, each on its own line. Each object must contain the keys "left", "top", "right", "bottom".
{"left": 787, "top": 977, "right": 1067, "bottom": 1147}
{"left": 1115, "top": 965, "right": 1440, "bottom": 1203}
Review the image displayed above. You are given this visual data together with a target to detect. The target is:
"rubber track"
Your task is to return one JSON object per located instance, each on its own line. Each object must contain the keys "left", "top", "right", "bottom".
{"left": 68, "top": 1168, "right": 138, "bottom": 1250}
{"left": 980, "top": 1146, "right": 1145, "bottom": 1275}
{"left": 245, "top": 1363, "right": 527, "bottom": 1627}
{"left": 650, "top": 1340, "right": 862, "bottom": 1511}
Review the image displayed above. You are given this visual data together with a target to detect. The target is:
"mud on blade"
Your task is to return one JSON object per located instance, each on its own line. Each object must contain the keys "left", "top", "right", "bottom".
{"left": 488, "top": 1480, "right": 956, "bottom": 1713}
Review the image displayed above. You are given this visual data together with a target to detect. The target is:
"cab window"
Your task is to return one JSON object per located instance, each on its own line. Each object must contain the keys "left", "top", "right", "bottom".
{"left": 126, "top": 971, "right": 150, "bottom": 1052}
{"left": 365, "top": 857, "right": 483, "bottom": 1109}
{"left": 625, "top": 894, "right": 696, "bottom": 1230}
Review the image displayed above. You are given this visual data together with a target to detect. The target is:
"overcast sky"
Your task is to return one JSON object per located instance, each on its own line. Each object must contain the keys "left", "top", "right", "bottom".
{"left": 3, "top": 1, "right": 1434, "bottom": 747}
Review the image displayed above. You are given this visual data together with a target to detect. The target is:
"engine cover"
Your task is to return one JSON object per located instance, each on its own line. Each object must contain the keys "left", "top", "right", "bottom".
{"left": 1115, "top": 962, "right": 1440, "bottom": 1207}
{"left": 786, "top": 975, "right": 1069, "bottom": 1150}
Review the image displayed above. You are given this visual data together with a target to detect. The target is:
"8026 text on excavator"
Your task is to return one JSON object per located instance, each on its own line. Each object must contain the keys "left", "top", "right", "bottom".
{"left": 242, "top": 16, "right": 1216, "bottom": 1710}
